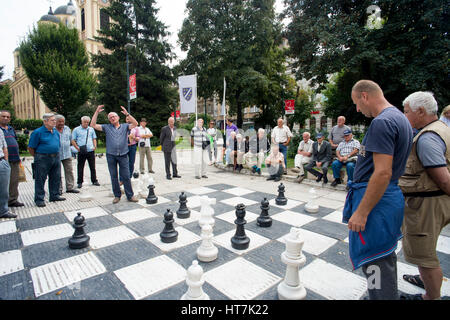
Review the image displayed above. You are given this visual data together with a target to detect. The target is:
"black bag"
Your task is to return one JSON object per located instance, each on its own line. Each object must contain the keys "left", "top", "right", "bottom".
{"left": 202, "top": 140, "right": 210, "bottom": 150}
{"left": 79, "top": 128, "right": 90, "bottom": 154}
{"left": 139, "top": 141, "right": 146, "bottom": 147}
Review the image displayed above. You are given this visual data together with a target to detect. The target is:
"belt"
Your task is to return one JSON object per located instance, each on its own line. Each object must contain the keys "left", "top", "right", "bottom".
{"left": 403, "top": 190, "right": 446, "bottom": 198}
{"left": 36, "top": 152, "right": 59, "bottom": 157}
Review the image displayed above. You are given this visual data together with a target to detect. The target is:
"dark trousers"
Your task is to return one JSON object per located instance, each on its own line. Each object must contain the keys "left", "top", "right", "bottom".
{"left": 34, "top": 153, "right": 61, "bottom": 203}
{"left": 106, "top": 153, "right": 133, "bottom": 199}
{"left": 128, "top": 144, "right": 137, "bottom": 178}
{"left": 163, "top": 150, "right": 178, "bottom": 177}
{"left": 77, "top": 151, "right": 97, "bottom": 184}
{"left": 278, "top": 143, "right": 288, "bottom": 168}
{"left": 362, "top": 251, "right": 399, "bottom": 300}
{"left": 305, "top": 160, "right": 330, "bottom": 177}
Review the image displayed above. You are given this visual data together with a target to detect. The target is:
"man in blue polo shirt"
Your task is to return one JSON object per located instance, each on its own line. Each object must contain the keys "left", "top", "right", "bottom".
{"left": 90, "top": 105, "right": 139, "bottom": 204}
{"left": 28, "top": 113, "right": 66, "bottom": 207}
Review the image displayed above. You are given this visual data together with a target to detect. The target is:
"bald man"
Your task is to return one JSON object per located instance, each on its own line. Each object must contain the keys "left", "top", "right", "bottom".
{"left": 343, "top": 80, "right": 413, "bottom": 300}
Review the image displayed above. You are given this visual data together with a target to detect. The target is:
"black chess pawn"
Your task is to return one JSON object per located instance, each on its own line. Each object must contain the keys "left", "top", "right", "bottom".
{"left": 275, "top": 183, "right": 288, "bottom": 206}
{"left": 160, "top": 209, "right": 178, "bottom": 243}
{"left": 146, "top": 184, "right": 158, "bottom": 204}
{"left": 68, "top": 212, "right": 90, "bottom": 249}
{"left": 257, "top": 197, "right": 272, "bottom": 227}
{"left": 231, "top": 203, "right": 250, "bottom": 250}
{"left": 176, "top": 192, "right": 191, "bottom": 219}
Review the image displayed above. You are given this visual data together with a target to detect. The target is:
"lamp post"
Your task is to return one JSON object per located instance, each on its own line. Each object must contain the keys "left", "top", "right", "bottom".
{"left": 125, "top": 43, "right": 136, "bottom": 114}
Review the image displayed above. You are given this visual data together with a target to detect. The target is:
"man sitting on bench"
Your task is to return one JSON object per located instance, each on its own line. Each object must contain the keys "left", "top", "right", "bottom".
{"left": 331, "top": 129, "right": 360, "bottom": 188}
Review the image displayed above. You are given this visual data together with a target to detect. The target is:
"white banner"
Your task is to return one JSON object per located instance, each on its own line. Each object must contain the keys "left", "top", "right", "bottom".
{"left": 178, "top": 75, "right": 197, "bottom": 114}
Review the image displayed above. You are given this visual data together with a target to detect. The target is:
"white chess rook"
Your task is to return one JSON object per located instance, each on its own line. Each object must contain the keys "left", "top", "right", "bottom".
{"left": 198, "top": 196, "right": 216, "bottom": 228}
{"left": 277, "top": 227, "right": 307, "bottom": 300}
{"left": 197, "top": 224, "right": 218, "bottom": 262}
{"left": 181, "top": 260, "right": 210, "bottom": 300}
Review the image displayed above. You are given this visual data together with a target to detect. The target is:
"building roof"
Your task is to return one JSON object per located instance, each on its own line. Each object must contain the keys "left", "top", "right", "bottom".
{"left": 39, "top": 7, "right": 61, "bottom": 24}
{"left": 54, "top": 1, "right": 76, "bottom": 16}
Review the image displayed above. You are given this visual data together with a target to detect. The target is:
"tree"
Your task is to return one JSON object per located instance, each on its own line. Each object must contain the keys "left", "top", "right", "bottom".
{"left": 18, "top": 23, "right": 96, "bottom": 120}
{"left": 92, "top": 0, "right": 176, "bottom": 139}
{"left": 284, "top": 0, "right": 449, "bottom": 124}
{"left": 0, "top": 66, "right": 15, "bottom": 119}
{"left": 178, "top": 0, "right": 290, "bottom": 128}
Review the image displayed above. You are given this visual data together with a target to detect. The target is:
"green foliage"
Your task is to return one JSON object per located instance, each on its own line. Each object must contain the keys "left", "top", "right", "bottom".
{"left": 18, "top": 23, "right": 96, "bottom": 119}
{"left": 11, "top": 118, "right": 43, "bottom": 130}
{"left": 16, "top": 134, "right": 29, "bottom": 153}
{"left": 92, "top": 0, "right": 176, "bottom": 141}
{"left": 0, "top": 66, "right": 15, "bottom": 119}
{"left": 284, "top": 0, "right": 450, "bottom": 123}
{"left": 285, "top": 87, "right": 316, "bottom": 130}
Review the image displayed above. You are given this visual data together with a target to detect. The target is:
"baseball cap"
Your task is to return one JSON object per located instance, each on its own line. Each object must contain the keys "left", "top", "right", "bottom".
{"left": 344, "top": 129, "right": 352, "bottom": 135}
{"left": 316, "top": 133, "right": 324, "bottom": 138}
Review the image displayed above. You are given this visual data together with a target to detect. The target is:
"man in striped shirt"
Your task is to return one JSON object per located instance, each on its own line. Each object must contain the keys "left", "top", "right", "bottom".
{"left": 331, "top": 129, "right": 360, "bottom": 187}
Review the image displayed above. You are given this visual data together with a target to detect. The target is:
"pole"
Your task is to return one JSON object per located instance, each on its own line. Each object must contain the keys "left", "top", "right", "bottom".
{"left": 126, "top": 48, "right": 130, "bottom": 114}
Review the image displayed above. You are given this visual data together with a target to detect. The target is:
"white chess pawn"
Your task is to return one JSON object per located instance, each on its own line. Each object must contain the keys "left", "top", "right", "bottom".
{"left": 181, "top": 260, "right": 209, "bottom": 300}
{"left": 304, "top": 188, "right": 319, "bottom": 213}
{"left": 277, "top": 227, "right": 307, "bottom": 300}
{"left": 198, "top": 196, "right": 216, "bottom": 228}
{"left": 197, "top": 224, "right": 218, "bottom": 262}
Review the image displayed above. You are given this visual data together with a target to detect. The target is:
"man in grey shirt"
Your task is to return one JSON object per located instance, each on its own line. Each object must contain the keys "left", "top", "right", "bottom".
{"left": 328, "top": 116, "right": 351, "bottom": 155}
{"left": 90, "top": 105, "right": 139, "bottom": 204}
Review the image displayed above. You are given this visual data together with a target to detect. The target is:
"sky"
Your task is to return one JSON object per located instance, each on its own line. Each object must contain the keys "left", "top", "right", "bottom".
{"left": 0, "top": 0, "right": 285, "bottom": 82}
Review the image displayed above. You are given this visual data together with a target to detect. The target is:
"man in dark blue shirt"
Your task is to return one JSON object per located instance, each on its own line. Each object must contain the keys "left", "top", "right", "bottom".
{"left": 28, "top": 113, "right": 66, "bottom": 207}
{"left": 343, "top": 80, "right": 413, "bottom": 300}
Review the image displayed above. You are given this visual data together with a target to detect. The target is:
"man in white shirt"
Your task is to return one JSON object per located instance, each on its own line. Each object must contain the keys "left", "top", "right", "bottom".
{"left": 294, "top": 132, "right": 314, "bottom": 183}
{"left": 138, "top": 118, "right": 154, "bottom": 174}
{"left": 206, "top": 121, "right": 217, "bottom": 165}
{"left": 271, "top": 118, "right": 293, "bottom": 173}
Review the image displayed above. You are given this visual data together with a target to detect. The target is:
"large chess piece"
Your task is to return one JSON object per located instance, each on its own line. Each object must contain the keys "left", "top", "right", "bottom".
{"left": 176, "top": 192, "right": 191, "bottom": 219}
{"left": 257, "top": 197, "right": 272, "bottom": 227}
{"left": 304, "top": 188, "right": 319, "bottom": 213}
{"left": 68, "top": 212, "right": 90, "bottom": 249}
{"left": 160, "top": 209, "right": 178, "bottom": 243}
{"left": 78, "top": 191, "right": 93, "bottom": 202}
{"left": 181, "top": 260, "right": 209, "bottom": 300}
{"left": 275, "top": 183, "right": 288, "bottom": 206}
{"left": 231, "top": 203, "right": 250, "bottom": 250}
{"left": 277, "top": 227, "right": 307, "bottom": 300}
{"left": 198, "top": 196, "right": 215, "bottom": 229}
{"left": 197, "top": 224, "right": 218, "bottom": 262}
{"left": 146, "top": 177, "right": 158, "bottom": 204}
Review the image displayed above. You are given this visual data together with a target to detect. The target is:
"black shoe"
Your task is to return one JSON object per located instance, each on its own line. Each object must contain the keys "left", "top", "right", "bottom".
{"left": 316, "top": 173, "right": 323, "bottom": 182}
{"left": 50, "top": 197, "right": 66, "bottom": 202}
{"left": 149, "top": 170, "right": 155, "bottom": 174}
{"left": 173, "top": 175, "right": 181, "bottom": 178}
{"left": 0, "top": 212, "right": 17, "bottom": 219}
{"left": 274, "top": 176, "right": 281, "bottom": 182}
{"left": 9, "top": 202, "right": 24, "bottom": 207}
{"left": 331, "top": 179, "right": 341, "bottom": 187}
{"left": 66, "top": 189, "right": 80, "bottom": 193}
{"left": 36, "top": 202, "right": 46, "bottom": 207}
{"left": 202, "top": 175, "right": 208, "bottom": 178}
{"left": 266, "top": 176, "right": 275, "bottom": 181}
{"left": 167, "top": 176, "right": 172, "bottom": 180}
{"left": 92, "top": 181, "right": 100, "bottom": 186}
{"left": 77, "top": 183, "right": 82, "bottom": 188}
{"left": 195, "top": 176, "right": 201, "bottom": 179}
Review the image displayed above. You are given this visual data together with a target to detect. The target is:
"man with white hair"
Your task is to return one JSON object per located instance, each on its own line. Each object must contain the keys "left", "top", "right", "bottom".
{"left": 294, "top": 131, "right": 314, "bottom": 183}
{"left": 55, "top": 115, "right": 79, "bottom": 194}
{"left": 191, "top": 118, "right": 209, "bottom": 179}
{"left": 272, "top": 118, "right": 293, "bottom": 173}
{"left": 398, "top": 91, "right": 450, "bottom": 300}
{"left": 329, "top": 116, "right": 351, "bottom": 156}
{"left": 91, "top": 105, "right": 139, "bottom": 204}
{"left": 72, "top": 116, "right": 99, "bottom": 189}
{"left": 245, "top": 128, "right": 268, "bottom": 175}
{"left": 28, "top": 113, "right": 65, "bottom": 207}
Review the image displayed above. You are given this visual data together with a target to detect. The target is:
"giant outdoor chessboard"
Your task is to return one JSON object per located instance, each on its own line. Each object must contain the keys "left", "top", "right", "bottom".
{"left": 1, "top": 183, "right": 449, "bottom": 300}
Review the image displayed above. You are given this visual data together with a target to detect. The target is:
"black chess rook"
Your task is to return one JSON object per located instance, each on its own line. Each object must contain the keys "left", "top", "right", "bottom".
{"left": 176, "top": 192, "right": 191, "bottom": 219}
{"left": 160, "top": 209, "right": 178, "bottom": 243}
{"left": 146, "top": 184, "right": 158, "bottom": 204}
{"left": 68, "top": 212, "right": 90, "bottom": 249}
{"left": 257, "top": 197, "right": 272, "bottom": 227}
{"left": 231, "top": 203, "right": 250, "bottom": 250}
{"left": 275, "top": 183, "right": 287, "bottom": 206}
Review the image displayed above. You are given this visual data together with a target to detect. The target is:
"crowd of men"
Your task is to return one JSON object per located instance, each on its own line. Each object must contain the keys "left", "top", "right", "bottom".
{"left": 0, "top": 79, "right": 448, "bottom": 301}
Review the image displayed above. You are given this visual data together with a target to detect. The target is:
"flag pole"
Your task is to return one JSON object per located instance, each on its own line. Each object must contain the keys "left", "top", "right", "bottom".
{"left": 195, "top": 73, "right": 198, "bottom": 124}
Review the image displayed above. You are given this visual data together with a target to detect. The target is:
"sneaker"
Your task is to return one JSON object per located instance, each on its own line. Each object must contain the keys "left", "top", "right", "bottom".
{"left": 127, "top": 196, "right": 139, "bottom": 202}
{"left": 331, "top": 179, "right": 341, "bottom": 187}
{"left": 112, "top": 197, "right": 121, "bottom": 204}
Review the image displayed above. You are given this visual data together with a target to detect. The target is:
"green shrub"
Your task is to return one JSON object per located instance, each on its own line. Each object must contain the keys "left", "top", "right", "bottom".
{"left": 16, "top": 134, "right": 29, "bottom": 153}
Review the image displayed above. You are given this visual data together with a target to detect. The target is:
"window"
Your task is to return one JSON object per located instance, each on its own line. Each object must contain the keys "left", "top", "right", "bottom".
{"left": 100, "top": 9, "right": 109, "bottom": 31}
{"left": 81, "top": 8, "right": 85, "bottom": 31}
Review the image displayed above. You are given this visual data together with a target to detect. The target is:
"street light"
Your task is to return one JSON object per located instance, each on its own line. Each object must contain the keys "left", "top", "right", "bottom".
{"left": 125, "top": 43, "right": 136, "bottom": 114}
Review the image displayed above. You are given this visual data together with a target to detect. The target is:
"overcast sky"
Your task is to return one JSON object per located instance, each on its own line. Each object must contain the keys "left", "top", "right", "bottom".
{"left": 0, "top": 0, "right": 285, "bottom": 81}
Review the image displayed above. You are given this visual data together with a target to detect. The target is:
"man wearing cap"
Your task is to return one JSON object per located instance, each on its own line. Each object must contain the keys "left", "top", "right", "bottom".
{"left": 137, "top": 118, "right": 154, "bottom": 174}
{"left": 305, "top": 133, "right": 332, "bottom": 184}
{"left": 331, "top": 129, "right": 360, "bottom": 188}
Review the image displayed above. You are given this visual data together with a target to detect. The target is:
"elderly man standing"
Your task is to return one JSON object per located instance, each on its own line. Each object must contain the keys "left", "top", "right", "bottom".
{"left": 137, "top": 118, "right": 154, "bottom": 174}
{"left": 343, "top": 80, "right": 413, "bottom": 300}
{"left": 272, "top": 118, "right": 293, "bottom": 173}
{"left": 90, "top": 105, "right": 139, "bottom": 204}
{"left": 331, "top": 129, "right": 360, "bottom": 188}
{"left": 0, "top": 110, "right": 24, "bottom": 207}
{"left": 72, "top": 116, "right": 99, "bottom": 188}
{"left": 398, "top": 92, "right": 450, "bottom": 300}
{"left": 28, "top": 113, "right": 65, "bottom": 207}
{"left": 0, "top": 129, "right": 16, "bottom": 219}
{"left": 329, "top": 116, "right": 351, "bottom": 156}
{"left": 294, "top": 132, "right": 314, "bottom": 183}
{"left": 160, "top": 117, "right": 181, "bottom": 180}
{"left": 55, "top": 115, "right": 79, "bottom": 195}
{"left": 305, "top": 133, "right": 332, "bottom": 184}
{"left": 191, "top": 118, "right": 209, "bottom": 179}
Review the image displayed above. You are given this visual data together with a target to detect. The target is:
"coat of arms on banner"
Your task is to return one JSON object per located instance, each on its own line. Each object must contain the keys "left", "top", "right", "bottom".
{"left": 183, "top": 88, "right": 193, "bottom": 101}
